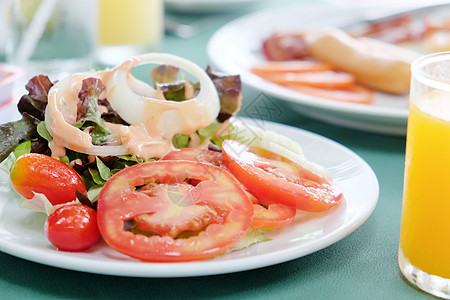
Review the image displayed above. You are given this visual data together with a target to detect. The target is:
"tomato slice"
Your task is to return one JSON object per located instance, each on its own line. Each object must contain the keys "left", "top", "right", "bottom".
{"left": 251, "top": 203, "right": 296, "bottom": 229}
{"left": 222, "top": 140, "right": 343, "bottom": 212}
{"left": 97, "top": 160, "right": 253, "bottom": 262}
{"left": 162, "top": 148, "right": 296, "bottom": 229}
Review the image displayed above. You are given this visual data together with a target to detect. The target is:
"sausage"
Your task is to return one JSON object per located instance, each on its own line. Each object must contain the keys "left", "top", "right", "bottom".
{"left": 305, "top": 27, "right": 421, "bottom": 95}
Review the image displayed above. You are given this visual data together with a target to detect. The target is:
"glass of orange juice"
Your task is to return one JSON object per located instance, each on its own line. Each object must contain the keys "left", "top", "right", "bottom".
{"left": 399, "top": 51, "right": 450, "bottom": 298}
{"left": 97, "top": 0, "right": 163, "bottom": 66}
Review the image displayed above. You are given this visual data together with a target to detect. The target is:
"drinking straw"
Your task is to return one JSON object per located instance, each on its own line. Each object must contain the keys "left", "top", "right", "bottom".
{"left": 15, "top": 0, "right": 57, "bottom": 66}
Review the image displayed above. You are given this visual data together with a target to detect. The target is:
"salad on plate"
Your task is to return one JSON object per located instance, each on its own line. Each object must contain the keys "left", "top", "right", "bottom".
{"left": 0, "top": 53, "right": 343, "bottom": 262}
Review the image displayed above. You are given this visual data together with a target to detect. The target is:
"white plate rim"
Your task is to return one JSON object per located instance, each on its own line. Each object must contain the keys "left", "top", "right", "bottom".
{"left": 0, "top": 119, "right": 379, "bottom": 278}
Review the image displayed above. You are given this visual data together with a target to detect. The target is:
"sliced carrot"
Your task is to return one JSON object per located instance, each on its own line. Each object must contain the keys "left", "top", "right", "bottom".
{"left": 256, "top": 70, "right": 356, "bottom": 89}
{"left": 251, "top": 60, "right": 333, "bottom": 75}
{"left": 283, "top": 83, "right": 375, "bottom": 104}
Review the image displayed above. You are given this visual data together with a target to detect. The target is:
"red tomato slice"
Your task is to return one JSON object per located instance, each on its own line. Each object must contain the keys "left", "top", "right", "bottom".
{"left": 97, "top": 160, "right": 253, "bottom": 262}
{"left": 251, "top": 203, "right": 296, "bottom": 229}
{"left": 162, "top": 148, "right": 297, "bottom": 229}
{"left": 282, "top": 83, "right": 374, "bottom": 104}
{"left": 10, "top": 153, "right": 87, "bottom": 205}
{"left": 222, "top": 140, "right": 343, "bottom": 212}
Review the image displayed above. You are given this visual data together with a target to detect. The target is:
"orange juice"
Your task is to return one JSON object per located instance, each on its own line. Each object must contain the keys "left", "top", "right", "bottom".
{"left": 400, "top": 96, "right": 450, "bottom": 278}
{"left": 98, "top": 0, "right": 163, "bottom": 46}
{"left": 97, "top": 0, "right": 163, "bottom": 65}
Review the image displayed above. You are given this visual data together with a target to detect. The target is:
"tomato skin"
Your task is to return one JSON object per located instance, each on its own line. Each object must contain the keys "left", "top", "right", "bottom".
{"left": 44, "top": 204, "right": 100, "bottom": 252}
{"left": 97, "top": 160, "right": 253, "bottom": 262}
{"left": 222, "top": 140, "right": 343, "bottom": 212}
{"left": 251, "top": 203, "right": 296, "bottom": 229}
{"left": 10, "top": 153, "right": 87, "bottom": 205}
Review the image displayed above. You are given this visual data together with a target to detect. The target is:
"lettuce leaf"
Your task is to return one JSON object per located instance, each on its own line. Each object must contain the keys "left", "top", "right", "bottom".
{"left": 17, "top": 75, "right": 53, "bottom": 121}
{"left": 72, "top": 78, "right": 112, "bottom": 145}
{"left": 206, "top": 66, "right": 242, "bottom": 123}
{"left": 156, "top": 79, "right": 199, "bottom": 101}
{"left": 227, "top": 228, "right": 273, "bottom": 253}
{"left": 150, "top": 64, "right": 180, "bottom": 84}
{"left": 0, "top": 75, "right": 54, "bottom": 161}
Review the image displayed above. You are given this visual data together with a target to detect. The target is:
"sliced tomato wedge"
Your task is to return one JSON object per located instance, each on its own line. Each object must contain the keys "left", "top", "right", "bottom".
{"left": 162, "top": 148, "right": 296, "bottom": 229}
{"left": 251, "top": 202, "right": 296, "bottom": 229}
{"left": 97, "top": 160, "right": 253, "bottom": 262}
{"left": 222, "top": 140, "right": 343, "bottom": 212}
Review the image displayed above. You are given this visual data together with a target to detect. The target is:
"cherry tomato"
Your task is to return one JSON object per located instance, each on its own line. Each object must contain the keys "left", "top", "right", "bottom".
{"left": 44, "top": 204, "right": 100, "bottom": 252}
{"left": 10, "top": 153, "right": 87, "bottom": 205}
{"left": 97, "top": 160, "right": 253, "bottom": 262}
{"left": 163, "top": 148, "right": 296, "bottom": 229}
{"left": 222, "top": 140, "right": 343, "bottom": 212}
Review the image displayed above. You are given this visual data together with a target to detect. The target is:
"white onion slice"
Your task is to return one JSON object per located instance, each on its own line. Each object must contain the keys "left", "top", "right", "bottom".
{"left": 106, "top": 52, "right": 220, "bottom": 127}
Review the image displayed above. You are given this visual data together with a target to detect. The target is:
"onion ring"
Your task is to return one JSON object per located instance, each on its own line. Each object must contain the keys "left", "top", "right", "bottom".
{"left": 105, "top": 53, "right": 220, "bottom": 127}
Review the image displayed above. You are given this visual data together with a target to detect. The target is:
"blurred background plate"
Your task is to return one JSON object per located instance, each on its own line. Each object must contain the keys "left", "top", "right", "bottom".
{"left": 207, "top": 3, "right": 412, "bottom": 135}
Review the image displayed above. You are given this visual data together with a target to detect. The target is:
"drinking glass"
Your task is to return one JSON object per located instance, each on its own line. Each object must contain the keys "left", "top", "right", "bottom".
{"left": 6, "top": 0, "right": 96, "bottom": 77}
{"left": 96, "top": 0, "right": 163, "bottom": 66}
{"left": 399, "top": 51, "right": 450, "bottom": 299}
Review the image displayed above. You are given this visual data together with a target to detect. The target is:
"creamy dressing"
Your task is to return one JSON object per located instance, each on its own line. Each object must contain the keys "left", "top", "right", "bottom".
{"left": 46, "top": 72, "right": 101, "bottom": 158}
{"left": 45, "top": 54, "right": 220, "bottom": 160}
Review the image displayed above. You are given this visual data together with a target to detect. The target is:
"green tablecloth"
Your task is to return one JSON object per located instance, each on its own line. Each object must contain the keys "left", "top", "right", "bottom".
{"left": 0, "top": 1, "right": 437, "bottom": 299}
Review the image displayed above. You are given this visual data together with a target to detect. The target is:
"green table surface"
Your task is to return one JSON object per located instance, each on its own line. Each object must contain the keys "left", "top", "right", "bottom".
{"left": 0, "top": 1, "right": 439, "bottom": 299}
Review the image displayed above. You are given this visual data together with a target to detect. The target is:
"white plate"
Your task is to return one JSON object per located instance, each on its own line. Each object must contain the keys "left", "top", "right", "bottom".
{"left": 164, "top": 0, "right": 271, "bottom": 13}
{"left": 0, "top": 119, "right": 378, "bottom": 277}
{"left": 207, "top": 4, "right": 411, "bottom": 135}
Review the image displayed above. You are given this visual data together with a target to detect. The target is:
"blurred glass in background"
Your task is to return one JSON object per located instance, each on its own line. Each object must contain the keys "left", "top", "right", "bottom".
{"left": 96, "top": 0, "right": 163, "bottom": 67}
{"left": 5, "top": 0, "right": 96, "bottom": 78}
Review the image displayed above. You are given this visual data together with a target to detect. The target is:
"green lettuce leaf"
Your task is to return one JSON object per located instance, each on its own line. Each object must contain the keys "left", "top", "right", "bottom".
{"left": 72, "top": 78, "right": 112, "bottom": 145}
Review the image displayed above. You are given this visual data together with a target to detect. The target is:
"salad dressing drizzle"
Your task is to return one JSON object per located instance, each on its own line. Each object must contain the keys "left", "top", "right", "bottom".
{"left": 46, "top": 54, "right": 219, "bottom": 160}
